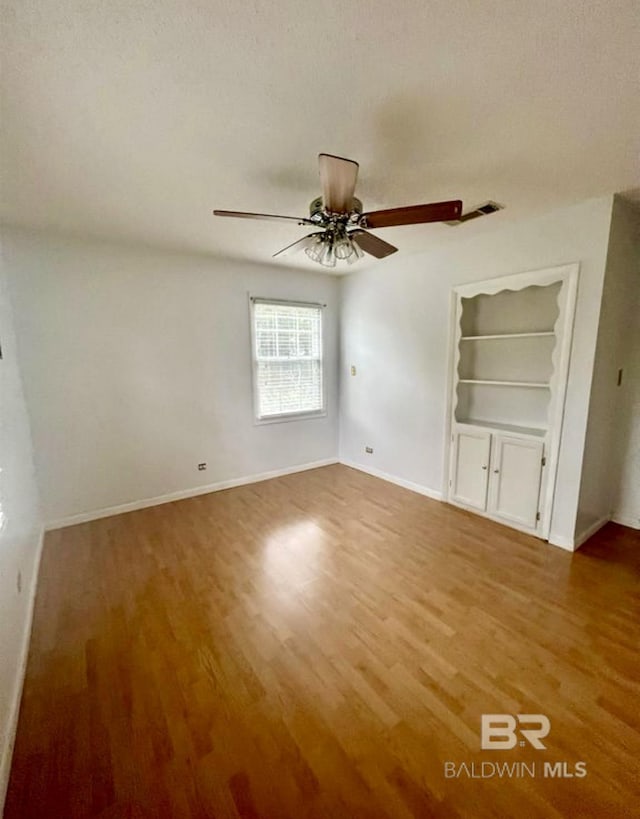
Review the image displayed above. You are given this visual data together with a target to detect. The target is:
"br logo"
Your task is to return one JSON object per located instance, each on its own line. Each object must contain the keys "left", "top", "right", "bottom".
{"left": 481, "top": 714, "right": 551, "bottom": 750}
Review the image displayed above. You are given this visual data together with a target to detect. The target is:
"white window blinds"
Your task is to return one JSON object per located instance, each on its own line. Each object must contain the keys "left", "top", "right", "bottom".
{"left": 252, "top": 300, "right": 324, "bottom": 419}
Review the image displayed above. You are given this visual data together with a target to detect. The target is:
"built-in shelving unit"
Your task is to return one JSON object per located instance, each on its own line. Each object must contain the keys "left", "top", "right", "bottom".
{"left": 446, "top": 266, "right": 580, "bottom": 541}
{"left": 454, "top": 282, "right": 560, "bottom": 431}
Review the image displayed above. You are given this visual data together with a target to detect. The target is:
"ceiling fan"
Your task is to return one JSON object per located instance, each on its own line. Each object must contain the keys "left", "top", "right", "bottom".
{"left": 213, "top": 154, "right": 463, "bottom": 268}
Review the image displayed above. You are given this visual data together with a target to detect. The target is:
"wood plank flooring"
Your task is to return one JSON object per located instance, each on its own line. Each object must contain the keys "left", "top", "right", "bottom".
{"left": 6, "top": 464, "right": 640, "bottom": 818}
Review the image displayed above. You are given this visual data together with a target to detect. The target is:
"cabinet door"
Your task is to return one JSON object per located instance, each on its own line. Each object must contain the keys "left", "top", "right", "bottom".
{"left": 451, "top": 429, "right": 491, "bottom": 510}
{"left": 487, "top": 435, "right": 543, "bottom": 529}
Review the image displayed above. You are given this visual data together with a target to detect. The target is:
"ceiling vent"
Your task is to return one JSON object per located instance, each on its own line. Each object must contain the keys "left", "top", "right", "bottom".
{"left": 445, "top": 201, "right": 503, "bottom": 226}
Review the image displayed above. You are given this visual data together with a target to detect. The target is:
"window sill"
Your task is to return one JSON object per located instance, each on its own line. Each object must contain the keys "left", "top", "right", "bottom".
{"left": 254, "top": 410, "right": 327, "bottom": 426}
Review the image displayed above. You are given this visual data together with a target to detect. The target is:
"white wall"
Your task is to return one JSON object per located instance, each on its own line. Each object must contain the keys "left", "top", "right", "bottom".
{"left": 0, "top": 249, "right": 42, "bottom": 812}
{"left": 3, "top": 230, "right": 340, "bottom": 525}
{"left": 576, "top": 197, "right": 640, "bottom": 538}
{"left": 339, "top": 196, "right": 614, "bottom": 547}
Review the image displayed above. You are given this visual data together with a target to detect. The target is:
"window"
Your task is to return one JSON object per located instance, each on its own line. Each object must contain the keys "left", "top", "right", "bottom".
{"left": 251, "top": 298, "right": 325, "bottom": 421}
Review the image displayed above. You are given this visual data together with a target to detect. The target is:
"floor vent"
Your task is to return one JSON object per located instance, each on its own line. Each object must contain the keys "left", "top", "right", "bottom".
{"left": 445, "top": 201, "right": 503, "bottom": 226}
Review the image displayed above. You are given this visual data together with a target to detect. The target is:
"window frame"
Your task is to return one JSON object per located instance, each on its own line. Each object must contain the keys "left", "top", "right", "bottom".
{"left": 249, "top": 296, "right": 327, "bottom": 424}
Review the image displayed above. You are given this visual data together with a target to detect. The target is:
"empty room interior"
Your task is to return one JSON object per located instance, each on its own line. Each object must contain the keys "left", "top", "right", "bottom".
{"left": 1, "top": 2, "right": 639, "bottom": 818}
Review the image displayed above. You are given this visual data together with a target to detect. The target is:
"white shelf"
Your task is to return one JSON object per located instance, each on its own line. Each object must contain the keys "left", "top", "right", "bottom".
{"left": 458, "top": 379, "right": 550, "bottom": 389}
{"left": 454, "top": 282, "right": 560, "bottom": 442}
{"left": 456, "top": 419, "right": 547, "bottom": 438}
{"left": 460, "top": 331, "right": 555, "bottom": 341}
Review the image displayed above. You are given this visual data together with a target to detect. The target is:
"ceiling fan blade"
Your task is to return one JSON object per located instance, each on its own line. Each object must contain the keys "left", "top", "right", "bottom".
{"left": 213, "top": 209, "right": 314, "bottom": 225}
{"left": 349, "top": 229, "right": 398, "bottom": 259}
{"left": 272, "top": 233, "right": 321, "bottom": 258}
{"left": 318, "top": 154, "right": 359, "bottom": 213}
{"left": 362, "top": 200, "right": 463, "bottom": 229}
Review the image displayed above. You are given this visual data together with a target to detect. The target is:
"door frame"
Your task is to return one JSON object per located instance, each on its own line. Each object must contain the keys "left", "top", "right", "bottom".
{"left": 442, "top": 263, "right": 579, "bottom": 541}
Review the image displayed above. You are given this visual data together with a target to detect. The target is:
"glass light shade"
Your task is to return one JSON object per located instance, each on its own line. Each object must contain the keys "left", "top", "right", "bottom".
{"left": 304, "top": 230, "right": 363, "bottom": 267}
{"left": 334, "top": 235, "right": 354, "bottom": 260}
{"left": 319, "top": 240, "right": 336, "bottom": 268}
{"left": 304, "top": 234, "right": 325, "bottom": 264}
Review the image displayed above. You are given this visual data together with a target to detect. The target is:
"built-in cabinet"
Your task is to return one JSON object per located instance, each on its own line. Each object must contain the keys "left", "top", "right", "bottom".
{"left": 446, "top": 265, "right": 579, "bottom": 539}
{"left": 452, "top": 428, "right": 544, "bottom": 529}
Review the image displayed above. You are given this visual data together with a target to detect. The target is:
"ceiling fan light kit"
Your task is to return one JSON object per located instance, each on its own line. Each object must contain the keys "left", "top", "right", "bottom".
{"left": 214, "top": 153, "right": 467, "bottom": 268}
{"left": 303, "top": 224, "right": 365, "bottom": 269}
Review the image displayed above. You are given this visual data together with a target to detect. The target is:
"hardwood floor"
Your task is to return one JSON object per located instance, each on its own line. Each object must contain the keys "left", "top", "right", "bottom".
{"left": 6, "top": 464, "right": 640, "bottom": 818}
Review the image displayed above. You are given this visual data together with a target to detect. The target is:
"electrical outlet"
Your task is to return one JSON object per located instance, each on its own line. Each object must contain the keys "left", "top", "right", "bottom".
{"left": 198, "top": 463, "right": 207, "bottom": 471}
{"left": 17, "top": 570, "right": 22, "bottom": 594}
{"left": 351, "top": 365, "right": 357, "bottom": 376}
{"left": 365, "top": 446, "right": 373, "bottom": 454}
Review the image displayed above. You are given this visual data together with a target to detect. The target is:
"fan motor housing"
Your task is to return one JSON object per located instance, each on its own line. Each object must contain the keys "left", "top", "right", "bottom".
{"left": 309, "top": 196, "right": 363, "bottom": 223}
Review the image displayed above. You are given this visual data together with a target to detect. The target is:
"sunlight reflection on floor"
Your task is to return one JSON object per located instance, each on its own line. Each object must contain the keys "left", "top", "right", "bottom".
{"left": 259, "top": 519, "right": 329, "bottom": 608}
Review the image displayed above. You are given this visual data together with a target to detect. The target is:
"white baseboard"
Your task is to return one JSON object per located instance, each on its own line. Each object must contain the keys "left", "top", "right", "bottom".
{"left": 45, "top": 458, "right": 339, "bottom": 530}
{"left": 573, "top": 516, "right": 611, "bottom": 550}
{"left": 611, "top": 513, "right": 640, "bottom": 530}
{"left": 339, "top": 459, "right": 442, "bottom": 501}
{"left": 547, "top": 533, "right": 575, "bottom": 552}
{"left": 0, "top": 524, "right": 45, "bottom": 815}
{"left": 548, "top": 516, "right": 611, "bottom": 552}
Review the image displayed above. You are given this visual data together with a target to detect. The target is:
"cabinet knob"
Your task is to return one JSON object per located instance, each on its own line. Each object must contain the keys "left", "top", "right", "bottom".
{"left": 494, "top": 469, "right": 500, "bottom": 474}
{"left": 481, "top": 465, "right": 487, "bottom": 470}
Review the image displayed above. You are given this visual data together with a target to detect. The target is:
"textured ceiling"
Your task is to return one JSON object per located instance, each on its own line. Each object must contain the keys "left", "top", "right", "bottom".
{"left": 1, "top": 1, "right": 639, "bottom": 273}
